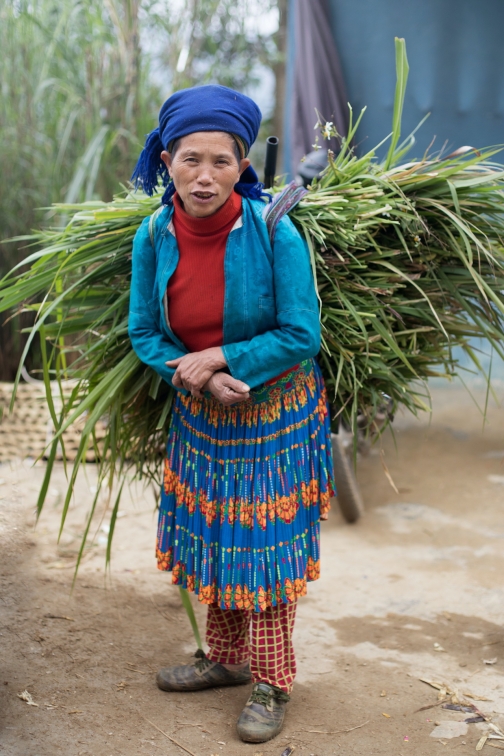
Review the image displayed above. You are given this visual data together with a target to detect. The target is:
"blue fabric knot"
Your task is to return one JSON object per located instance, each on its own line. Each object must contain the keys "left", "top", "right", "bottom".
{"left": 130, "top": 128, "right": 169, "bottom": 196}
{"left": 235, "top": 166, "right": 272, "bottom": 203}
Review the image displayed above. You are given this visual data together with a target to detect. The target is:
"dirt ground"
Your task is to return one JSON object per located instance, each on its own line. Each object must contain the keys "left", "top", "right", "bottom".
{"left": 1, "top": 384, "right": 504, "bottom": 756}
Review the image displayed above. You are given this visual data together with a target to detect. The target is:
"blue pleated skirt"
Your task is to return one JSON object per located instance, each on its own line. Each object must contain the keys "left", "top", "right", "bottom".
{"left": 157, "top": 358, "right": 334, "bottom": 612}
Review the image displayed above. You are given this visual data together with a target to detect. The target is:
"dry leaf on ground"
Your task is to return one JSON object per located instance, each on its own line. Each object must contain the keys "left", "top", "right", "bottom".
{"left": 477, "top": 735, "right": 489, "bottom": 751}
{"left": 17, "top": 690, "right": 38, "bottom": 707}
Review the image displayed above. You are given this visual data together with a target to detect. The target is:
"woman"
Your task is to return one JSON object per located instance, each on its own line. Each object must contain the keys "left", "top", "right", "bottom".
{"left": 128, "top": 84, "right": 334, "bottom": 744}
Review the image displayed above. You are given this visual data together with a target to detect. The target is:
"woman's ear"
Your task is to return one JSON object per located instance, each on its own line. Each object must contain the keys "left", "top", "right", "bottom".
{"left": 237, "top": 157, "right": 251, "bottom": 181}
{"left": 161, "top": 150, "right": 172, "bottom": 177}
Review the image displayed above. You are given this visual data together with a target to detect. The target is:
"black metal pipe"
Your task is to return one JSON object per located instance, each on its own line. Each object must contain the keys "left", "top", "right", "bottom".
{"left": 264, "top": 136, "right": 279, "bottom": 189}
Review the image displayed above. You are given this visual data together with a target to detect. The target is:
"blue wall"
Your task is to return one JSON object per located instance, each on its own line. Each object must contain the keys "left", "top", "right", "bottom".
{"left": 326, "top": 0, "right": 504, "bottom": 159}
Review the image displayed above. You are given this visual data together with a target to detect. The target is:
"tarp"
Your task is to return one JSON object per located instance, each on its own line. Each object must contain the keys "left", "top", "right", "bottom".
{"left": 284, "top": 0, "right": 349, "bottom": 177}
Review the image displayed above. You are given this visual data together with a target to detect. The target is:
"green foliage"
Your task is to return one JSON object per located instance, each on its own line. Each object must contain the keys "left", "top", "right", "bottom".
{"left": 0, "top": 0, "right": 154, "bottom": 233}
{"left": 0, "top": 0, "right": 155, "bottom": 378}
{"left": 146, "top": 0, "right": 278, "bottom": 92}
{"left": 298, "top": 149, "right": 504, "bottom": 422}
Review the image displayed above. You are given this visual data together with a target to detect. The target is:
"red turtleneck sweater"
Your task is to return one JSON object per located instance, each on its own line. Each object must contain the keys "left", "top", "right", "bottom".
{"left": 167, "top": 190, "right": 242, "bottom": 353}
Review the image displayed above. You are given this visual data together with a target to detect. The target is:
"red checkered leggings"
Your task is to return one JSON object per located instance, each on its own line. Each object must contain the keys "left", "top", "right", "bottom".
{"left": 205, "top": 601, "right": 297, "bottom": 694}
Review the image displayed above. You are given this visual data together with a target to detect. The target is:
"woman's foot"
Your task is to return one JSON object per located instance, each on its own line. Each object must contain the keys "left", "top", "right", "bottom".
{"left": 237, "top": 682, "right": 290, "bottom": 742}
{"left": 156, "top": 649, "right": 251, "bottom": 692}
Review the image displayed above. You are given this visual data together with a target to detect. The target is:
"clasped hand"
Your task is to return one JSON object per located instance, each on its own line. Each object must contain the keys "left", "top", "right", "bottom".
{"left": 166, "top": 347, "right": 250, "bottom": 405}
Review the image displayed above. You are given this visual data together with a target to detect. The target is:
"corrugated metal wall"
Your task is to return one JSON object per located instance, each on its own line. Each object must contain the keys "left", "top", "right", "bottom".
{"left": 326, "top": 0, "right": 504, "bottom": 158}
{"left": 327, "top": 0, "right": 504, "bottom": 382}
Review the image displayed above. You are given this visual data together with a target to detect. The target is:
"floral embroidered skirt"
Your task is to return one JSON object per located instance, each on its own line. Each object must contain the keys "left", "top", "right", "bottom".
{"left": 156, "top": 358, "right": 335, "bottom": 612}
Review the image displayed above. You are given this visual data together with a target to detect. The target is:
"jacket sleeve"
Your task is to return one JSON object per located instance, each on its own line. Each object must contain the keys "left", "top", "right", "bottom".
{"left": 222, "top": 214, "right": 321, "bottom": 388}
{"left": 128, "top": 216, "right": 187, "bottom": 389}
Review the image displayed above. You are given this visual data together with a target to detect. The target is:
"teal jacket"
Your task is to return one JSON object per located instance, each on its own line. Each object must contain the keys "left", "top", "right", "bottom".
{"left": 128, "top": 196, "right": 320, "bottom": 391}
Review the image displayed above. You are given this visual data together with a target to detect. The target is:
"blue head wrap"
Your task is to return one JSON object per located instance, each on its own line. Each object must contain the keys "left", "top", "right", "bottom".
{"left": 131, "top": 85, "right": 269, "bottom": 204}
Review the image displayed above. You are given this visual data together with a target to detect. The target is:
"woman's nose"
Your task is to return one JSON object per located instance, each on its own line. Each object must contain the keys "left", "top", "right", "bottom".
{"left": 196, "top": 165, "right": 214, "bottom": 184}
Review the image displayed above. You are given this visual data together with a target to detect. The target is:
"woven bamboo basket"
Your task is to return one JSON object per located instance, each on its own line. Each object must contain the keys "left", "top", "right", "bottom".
{"left": 0, "top": 381, "right": 106, "bottom": 463}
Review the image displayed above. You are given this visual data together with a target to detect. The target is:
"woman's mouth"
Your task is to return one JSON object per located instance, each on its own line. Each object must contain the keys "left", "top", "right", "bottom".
{"left": 191, "top": 191, "right": 216, "bottom": 203}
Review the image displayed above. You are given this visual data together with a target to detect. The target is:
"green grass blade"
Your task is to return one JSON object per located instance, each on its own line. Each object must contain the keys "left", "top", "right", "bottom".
{"left": 179, "top": 587, "right": 203, "bottom": 650}
{"left": 384, "top": 37, "right": 410, "bottom": 170}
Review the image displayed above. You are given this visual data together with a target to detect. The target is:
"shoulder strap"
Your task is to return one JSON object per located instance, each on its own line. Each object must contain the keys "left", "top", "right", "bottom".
{"left": 263, "top": 181, "right": 308, "bottom": 244}
{"left": 148, "top": 205, "right": 165, "bottom": 248}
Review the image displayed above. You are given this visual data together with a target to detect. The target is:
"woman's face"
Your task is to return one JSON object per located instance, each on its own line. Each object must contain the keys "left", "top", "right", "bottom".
{"left": 161, "top": 132, "right": 250, "bottom": 218}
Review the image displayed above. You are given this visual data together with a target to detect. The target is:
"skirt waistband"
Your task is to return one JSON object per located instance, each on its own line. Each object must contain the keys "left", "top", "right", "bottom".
{"left": 248, "top": 359, "right": 312, "bottom": 405}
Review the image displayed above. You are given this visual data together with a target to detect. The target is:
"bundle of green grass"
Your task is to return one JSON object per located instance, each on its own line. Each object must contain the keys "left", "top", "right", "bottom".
{"left": 2, "top": 39, "right": 504, "bottom": 559}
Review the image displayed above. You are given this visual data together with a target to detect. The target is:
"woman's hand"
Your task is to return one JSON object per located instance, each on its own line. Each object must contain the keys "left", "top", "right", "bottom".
{"left": 166, "top": 347, "right": 227, "bottom": 396}
{"left": 205, "top": 372, "right": 250, "bottom": 406}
